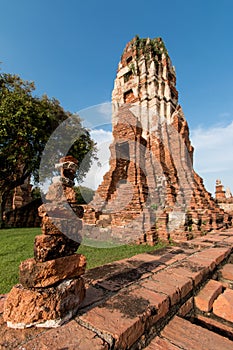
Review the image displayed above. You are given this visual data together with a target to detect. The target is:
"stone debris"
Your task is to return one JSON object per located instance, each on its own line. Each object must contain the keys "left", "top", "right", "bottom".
{"left": 3, "top": 156, "right": 86, "bottom": 328}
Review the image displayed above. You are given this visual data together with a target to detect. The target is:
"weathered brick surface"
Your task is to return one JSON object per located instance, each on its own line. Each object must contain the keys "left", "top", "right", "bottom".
{"left": 79, "top": 286, "right": 105, "bottom": 310}
{"left": 162, "top": 316, "right": 233, "bottom": 350}
{"left": 186, "top": 247, "right": 231, "bottom": 273}
{"left": 78, "top": 299, "right": 144, "bottom": 349}
{"left": 220, "top": 263, "right": 233, "bottom": 281}
{"left": 194, "top": 279, "right": 223, "bottom": 312}
{"left": 130, "top": 286, "right": 169, "bottom": 325}
{"left": 195, "top": 314, "right": 233, "bottom": 340}
{"left": 4, "top": 279, "right": 85, "bottom": 328}
{"left": 34, "top": 233, "right": 80, "bottom": 262}
{"left": 19, "top": 254, "right": 86, "bottom": 288}
{"left": 126, "top": 252, "right": 165, "bottom": 275}
{"left": 152, "top": 269, "right": 193, "bottom": 299}
{"left": 78, "top": 286, "right": 169, "bottom": 349}
{"left": 140, "top": 279, "right": 180, "bottom": 306}
{"left": 213, "top": 288, "right": 233, "bottom": 323}
{"left": 22, "top": 320, "right": 108, "bottom": 350}
{"left": 178, "top": 297, "right": 194, "bottom": 317}
{"left": 196, "top": 247, "right": 231, "bottom": 265}
{"left": 145, "top": 336, "right": 181, "bottom": 349}
{"left": 174, "top": 261, "right": 208, "bottom": 286}
{"left": 0, "top": 314, "right": 44, "bottom": 350}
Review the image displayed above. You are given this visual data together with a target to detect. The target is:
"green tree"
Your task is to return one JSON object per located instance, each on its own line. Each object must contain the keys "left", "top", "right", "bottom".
{"left": 74, "top": 186, "right": 95, "bottom": 204}
{"left": 0, "top": 72, "right": 96, "bottom": 227}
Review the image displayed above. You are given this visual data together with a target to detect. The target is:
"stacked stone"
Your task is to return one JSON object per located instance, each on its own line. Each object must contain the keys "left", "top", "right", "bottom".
{"left": 4, "top": 156, "right": 86, "bottom": 329}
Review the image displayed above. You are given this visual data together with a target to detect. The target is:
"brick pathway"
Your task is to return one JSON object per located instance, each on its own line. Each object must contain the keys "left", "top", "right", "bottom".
{"left": 1, "top": 229, "right": 233, "bottom": 349}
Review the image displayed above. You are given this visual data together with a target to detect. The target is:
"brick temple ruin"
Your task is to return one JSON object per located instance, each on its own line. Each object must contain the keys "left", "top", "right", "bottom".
{"left": 3, "top": 179, "right": 41, "bottom": 228}
{"left": 215, "top": 179, "right": 233, "bottom": 214}
{"left": 82, "top": 36, "right": 231, "bottom": 244}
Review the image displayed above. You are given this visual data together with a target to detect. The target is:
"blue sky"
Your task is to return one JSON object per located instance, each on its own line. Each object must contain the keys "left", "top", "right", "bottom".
{"left": 1, "top": 0, "right": 233, "bottom": 194}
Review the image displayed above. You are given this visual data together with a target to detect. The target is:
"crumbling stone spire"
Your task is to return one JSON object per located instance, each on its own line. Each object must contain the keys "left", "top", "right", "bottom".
{"left": 4, "top": 156, "right": 86, "bottom": 328}
{"left": 82, "top": 36, "right": 230, "bottom": 243}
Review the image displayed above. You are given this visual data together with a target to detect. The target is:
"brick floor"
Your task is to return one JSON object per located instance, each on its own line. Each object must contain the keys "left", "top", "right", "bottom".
{"left": 153, "top": 269, "right": 193, "bottom": 299}
{"left": 0, "top": 314, "right": 44, "bottom": 350}
{"left": 1, "top": 229, "right": 233, "bottom": 349}
{"left": 78, "top": 294, "right": 145, "bottom": 349}
{"left": 194, "top": 279, "right": 223, "bottom": 312}
{"left": 140, "top": 279, "right": 180, "bottom": 306}
{"left": 22, "top": 320, "right": 108, "bottom": 350}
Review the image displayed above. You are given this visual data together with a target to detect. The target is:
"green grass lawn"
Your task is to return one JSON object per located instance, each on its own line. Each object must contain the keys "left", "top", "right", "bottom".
{"left": 0, "top": 227, "right": 165, "bottom": 294}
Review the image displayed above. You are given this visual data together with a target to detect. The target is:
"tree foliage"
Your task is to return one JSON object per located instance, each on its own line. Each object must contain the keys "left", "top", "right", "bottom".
{"left": 0, "top": 72, "right": 97, "bottom": 225}
{"left": 74, "top": 186, "right": 95, "bottom": 204}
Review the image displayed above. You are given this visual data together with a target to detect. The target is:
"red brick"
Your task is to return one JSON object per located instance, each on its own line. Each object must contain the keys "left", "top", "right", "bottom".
{"left": 220, "top": 263, "right": 233, "bottom": 281}
{"left": 178, "top": 297, "right": 194, "bottom": 317}
{"left": 19, "top": 254, "right": 86, "bottom": 288}
{"left": 145, "top": 336, "right": 181, "bottom": 349}
{"left": 78, "top": 291, "right": 145, "bottom": 349}
{"left": 213, "top": 288, "right": 233, "bottom": 323}
{"left": 153, "top": 269, "right": 193, "bottom": 299}
{"left": 22, "top": 320, "right": 108, "bottom": 350}
{"left": 178, "top": 261, "right": 209, "bottom": 286}
{"left": 196, "top": 314, "right": 233, "bottom": 339}
{"left": 187, "top": 247, "right": 231, "bottom": 273}
{"left": 198, "top": 247, "right": 231, "bottom": 265}
{"left": 141, "top": 279, "right": 180, "bottom": 306}
{"left": 0, "top": 314, "right": 44, "bottom": 350}
{"left": 130, "top": 286, "right": 169, "bottom": 325}
{"left": 194, "top": 279, "right": 223, "bottom": 312}
{"left": 187, "top": 255, "right": 216, "bottom": 272}
{"left": 162, "top": 316, "right": 233, "bottom": 350}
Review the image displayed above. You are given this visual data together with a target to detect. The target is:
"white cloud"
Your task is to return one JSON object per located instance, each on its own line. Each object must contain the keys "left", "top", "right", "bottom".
{"left": 78, "top": 102, "right": 112, "bottom": 129}
{"left": 80, "top": 129, "right": 113, "bottom": 190}
{"left": 191, "top": 121, "right": 233, "bottom": 195}
{"left": 97, "top": 102, "right": 112, "bottom": 121}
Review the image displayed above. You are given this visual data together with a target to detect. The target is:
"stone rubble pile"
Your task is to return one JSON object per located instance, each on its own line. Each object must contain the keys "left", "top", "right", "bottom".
{"left": 3, "top": 156, "right": 86, "bottom": 328}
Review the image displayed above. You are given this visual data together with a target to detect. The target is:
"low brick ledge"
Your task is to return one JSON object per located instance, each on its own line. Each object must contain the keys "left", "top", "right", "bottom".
{"left": 1, "top": 229, "right": 233, "bottom": 349}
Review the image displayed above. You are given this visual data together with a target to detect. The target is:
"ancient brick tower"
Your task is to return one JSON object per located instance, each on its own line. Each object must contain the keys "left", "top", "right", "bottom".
{"left": 83, "top": 36, "right": 230, "bottom": 244}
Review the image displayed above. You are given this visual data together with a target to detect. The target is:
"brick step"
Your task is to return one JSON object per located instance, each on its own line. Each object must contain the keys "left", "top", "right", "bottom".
{"left": 194, "top": 279, "right": 223, "bottom": 313}
{"left": 194, "top": 314, "right": 233, "bottom": 341}
{"left": 1, "top": 231, "right": 233, "bottom": 349}
{"left": 159, "top": 316, "right": 233, "bottom": 350}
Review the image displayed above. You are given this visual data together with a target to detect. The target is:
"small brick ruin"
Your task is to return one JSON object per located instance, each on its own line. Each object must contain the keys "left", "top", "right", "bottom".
{"left": 4, "top": 178, "right": 41, "bottom": 228}
{"left": 3, "top": 156, "right": 86, "bottom": 328}
{"left": 83, "top": 36, "right": 231, "bottom": 244}
{"left": 215, "top": 179, "right": 233, "bottom": 215}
